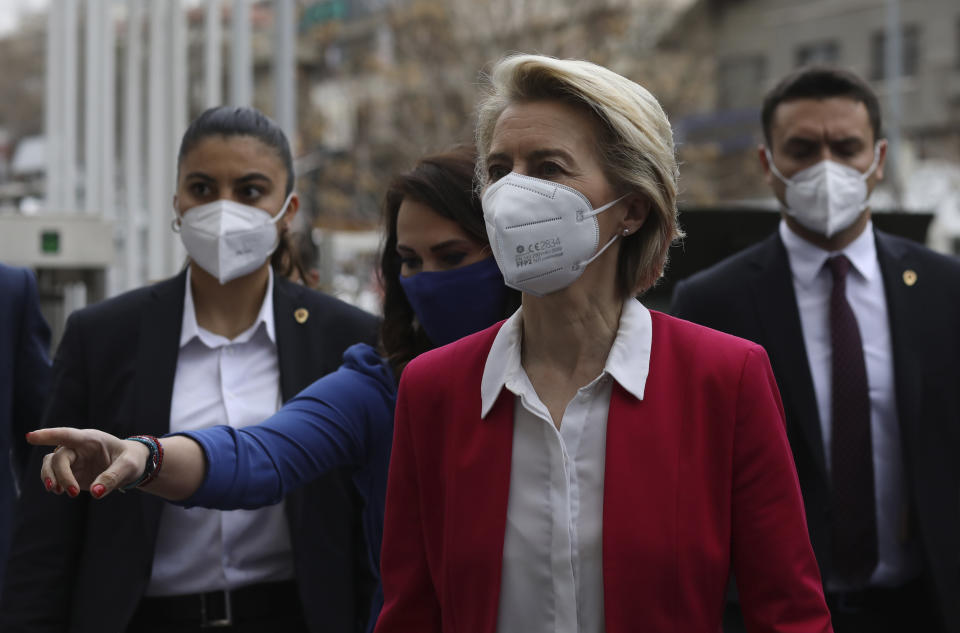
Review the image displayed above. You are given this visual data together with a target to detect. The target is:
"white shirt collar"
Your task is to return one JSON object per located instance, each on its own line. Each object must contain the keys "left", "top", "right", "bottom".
{"left": 180, "top": 265, "right": 276, "bottom": 348}
{"left": 779, "top": 219, "right": 879, "bottom": 288}
{"left": 480, "top": 298, "right": 652, "bottom": 418}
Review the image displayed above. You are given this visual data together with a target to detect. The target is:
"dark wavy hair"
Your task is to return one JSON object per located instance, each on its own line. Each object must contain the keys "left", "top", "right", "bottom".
{"left": 379, "top": 145, "right": 521, "bottom": 377}
{"left": 177, "top": 105, "right": 307, "bottom": 282}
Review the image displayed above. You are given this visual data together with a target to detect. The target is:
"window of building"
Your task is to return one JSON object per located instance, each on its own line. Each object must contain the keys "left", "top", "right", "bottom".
{"left": 718, "top": 55, "right": 767, "bottom": 110}
{"left": 795, "top": 40, "right": 840, "bottom": 67}
{"left": 870, "top": 24, "right": 920, "bottom": 80}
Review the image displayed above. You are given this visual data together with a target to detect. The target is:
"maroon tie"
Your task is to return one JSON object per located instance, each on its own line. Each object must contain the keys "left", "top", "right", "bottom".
{"left": 827, "top": 254, "right": 878, "bottom": 585}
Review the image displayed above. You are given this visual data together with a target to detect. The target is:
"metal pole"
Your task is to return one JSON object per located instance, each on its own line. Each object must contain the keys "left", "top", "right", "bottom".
{"left": 44, "top": 4, "right": 63, "bottom": 212}
{"left": 884, "top": 0, "right": 902, "bottom": 205}
{"left": 147, "top": 0, "right": 170, "bottom": 279}
{"left": 101, "top": 0, "right": 118, "bottom": 295}
{"left": 101, "top": 0, "right": 116, "bottom": 222}
{"left": 62, "top": 0, "right": 80, "bottom": 213}
{"left": 84, "top": 0, "right": 103, "bottom": 215}
{"left": 275, "top": 0, "right": 296, "bottom": 146}
{"left": 169, "top": 0, "right": 187, "bottom": 270}
{"left": 124, "top": 0, "right": 144, "bottom": 289}
{"left": 204, "top": 0, "right": 222, "bottom": 108}
{"left": 230, "top": 0, "right": 252, "bottom": 106}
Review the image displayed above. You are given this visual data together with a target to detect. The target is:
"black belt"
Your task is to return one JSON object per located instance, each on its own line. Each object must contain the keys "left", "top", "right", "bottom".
{"left": 137, "top": 579, "right": 301, "bottom": 628}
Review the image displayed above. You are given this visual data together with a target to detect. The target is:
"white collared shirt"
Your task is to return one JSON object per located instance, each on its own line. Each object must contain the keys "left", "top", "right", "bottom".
{"left": 146, "top": 266, "right": 295, "bottom": 596}
{"left": 480, "top": 298, "right": 652, "bottom": 633}
{"left": 779, "top": 220, "right": 920, "bottom": 588}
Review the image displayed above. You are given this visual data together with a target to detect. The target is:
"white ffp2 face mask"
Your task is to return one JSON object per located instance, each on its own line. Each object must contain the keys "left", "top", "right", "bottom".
{"left": 175, "top": 194, "right": 293, "bottom": 284}
{"left": 481, "top": 172, "right": 625, "bottom": 297}
{"left": 767, "top": 143, "right": 881, "bottom": 238}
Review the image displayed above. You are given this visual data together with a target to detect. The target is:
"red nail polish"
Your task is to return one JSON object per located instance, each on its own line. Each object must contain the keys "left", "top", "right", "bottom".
{"left": 44, "top": 478, "right": 53, "bottom": 491}
{"left": 54, "top": 484, "right": 62, "bottom": 494}
{"left": 25, "top": 432, "right": 31, "bottom": 439}
{"left": 91, "top": 484, "right": 105, "bottom": 499}
{"left": 67, "top": 486, "right": 79, "bottom": 497}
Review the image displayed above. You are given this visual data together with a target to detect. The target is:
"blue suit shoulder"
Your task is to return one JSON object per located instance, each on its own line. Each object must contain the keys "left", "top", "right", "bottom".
{"left": 0, "top": 263, "right": 32, "bottom": 300}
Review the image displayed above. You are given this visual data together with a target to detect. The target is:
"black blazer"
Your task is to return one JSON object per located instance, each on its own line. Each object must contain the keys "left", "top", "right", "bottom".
{"left": 670, "top": 230, "right": 960, "bottom": 632}
{"left": 0, "top": 270, "right": 380, "bottom": 633}
{"left": 0, "top": 264, "right": 51, "bottom": 599}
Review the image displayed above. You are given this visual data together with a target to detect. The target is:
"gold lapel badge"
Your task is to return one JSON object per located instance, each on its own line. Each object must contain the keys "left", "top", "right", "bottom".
{"left": 294, "top": 308, "right": 309, "bottom": 324}
{"left": 902, "top": 270, "right": 917, "bottom": 287}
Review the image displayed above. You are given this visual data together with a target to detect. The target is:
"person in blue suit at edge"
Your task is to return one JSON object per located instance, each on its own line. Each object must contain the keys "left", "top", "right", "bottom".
{"left": 0, "top": 263, "right": 51, "bottom": 600}
{"left": 25, "top": 144, "right": 519, "bottom": 633}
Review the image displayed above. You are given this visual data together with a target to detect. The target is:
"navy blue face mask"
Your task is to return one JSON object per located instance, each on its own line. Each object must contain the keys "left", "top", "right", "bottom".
{"left": 398, "top": 256, "right": 508, "bottom": 347}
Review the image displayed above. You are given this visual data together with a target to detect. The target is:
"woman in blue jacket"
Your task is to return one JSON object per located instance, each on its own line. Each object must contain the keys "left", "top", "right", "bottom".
{"left": 28, "top": 145, "right": 518, "bottom": 631}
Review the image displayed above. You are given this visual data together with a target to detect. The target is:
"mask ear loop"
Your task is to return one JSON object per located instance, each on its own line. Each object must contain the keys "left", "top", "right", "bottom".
{"left": 573, "top": 231, "right": 621, "bottom": 271}
{"left": 578, "top": 193, "right": 628, "bottom": 221}
{"left": 860, "top": 142, "right": 883, "bottom": 181}
{"left": 170, "top": 202, "right": 182, "bottom": 233}
{"left": 270, "top": 193, "right": 295, "bottom": 225}
{"left": 572, "top": 193, "right": 629, "bottom": 271}
{"left": 764, "top": 149, "right": 794, "bottom": 186}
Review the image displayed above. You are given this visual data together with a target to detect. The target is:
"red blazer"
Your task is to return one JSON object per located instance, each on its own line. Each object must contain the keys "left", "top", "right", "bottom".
{"left": 376, "top": 311, "right": 832, "bottom": 633}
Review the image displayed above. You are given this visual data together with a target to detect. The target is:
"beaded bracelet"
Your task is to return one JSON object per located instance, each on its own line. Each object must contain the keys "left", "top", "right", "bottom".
{"left": 122, "top": 435, "right": 164, "bottom": 490}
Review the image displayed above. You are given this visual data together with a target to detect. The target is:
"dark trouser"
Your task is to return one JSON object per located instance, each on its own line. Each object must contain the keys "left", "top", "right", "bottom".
{"left": 127, "top": 579, "right": 310, "bottom": 633}
{"left": 723, "top": 577, "right": 942, "bottom": 633}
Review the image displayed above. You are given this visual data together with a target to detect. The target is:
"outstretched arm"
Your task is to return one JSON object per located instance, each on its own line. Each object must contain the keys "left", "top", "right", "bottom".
{"left": 30, "top": 344, "right": 394, "bottom": 509}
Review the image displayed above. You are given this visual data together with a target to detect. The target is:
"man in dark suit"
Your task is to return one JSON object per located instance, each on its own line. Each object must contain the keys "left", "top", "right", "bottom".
{"left": 0, "top": 268, "right": 379, "bottom": 632}
{"left": 672, "top": 66, "right": 960, "bottom": 633}
{"left": 0, "top": 263, "right": 51, "bottom": 601}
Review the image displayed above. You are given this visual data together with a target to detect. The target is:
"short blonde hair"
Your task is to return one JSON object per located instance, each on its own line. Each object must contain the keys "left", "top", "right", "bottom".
{"left": 475, "top": 54, "right": 682, "bottom": 296}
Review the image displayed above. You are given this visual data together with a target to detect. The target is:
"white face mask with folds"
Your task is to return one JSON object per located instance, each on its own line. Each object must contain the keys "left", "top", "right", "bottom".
{"left": 766, "top": 143, "right": 881, "bottom": 238}
{"left": 174, "top": 193, "right": 293, "bottom": 285}
{"left": 481, "top": 172, "right": 625, "bottom": 297}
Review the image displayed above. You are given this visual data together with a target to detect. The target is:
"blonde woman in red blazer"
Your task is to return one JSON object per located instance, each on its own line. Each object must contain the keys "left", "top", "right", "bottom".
{"left": 375, "top": 55, "right": 832, "bottom": 633}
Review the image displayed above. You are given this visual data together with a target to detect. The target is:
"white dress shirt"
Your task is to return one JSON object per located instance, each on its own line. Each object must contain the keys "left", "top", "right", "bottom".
{"left": 146, "top": 266, "right": 295, "bottom": 596}
{"left": 480, "top": 298, "right": 652, "bottom": 633}
{"left": 779, "top": 220, "right": 920, "bottom": 588}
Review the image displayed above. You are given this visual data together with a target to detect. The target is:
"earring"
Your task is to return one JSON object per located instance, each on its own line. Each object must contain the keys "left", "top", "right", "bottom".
{"left": 622, "top": 228, "right": 630, "bottom": 236}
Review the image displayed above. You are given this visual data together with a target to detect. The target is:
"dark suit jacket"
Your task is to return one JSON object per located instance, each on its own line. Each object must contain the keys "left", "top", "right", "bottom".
{"left": 671, "top": 229, "right": 960, "bottom": 632}
{"left": 0, "top": 264, "right": 51, "bottom": 599}
{"left": 0, "top": 270, "right": 380, "bottom": 633}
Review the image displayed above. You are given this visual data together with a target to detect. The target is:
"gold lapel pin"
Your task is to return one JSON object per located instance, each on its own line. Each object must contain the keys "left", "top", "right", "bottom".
{"left": 294, "top": 308, "right": 309, "bottom": 324}
{"left": 902, "top": 270, "right": 917, "bottom": 287}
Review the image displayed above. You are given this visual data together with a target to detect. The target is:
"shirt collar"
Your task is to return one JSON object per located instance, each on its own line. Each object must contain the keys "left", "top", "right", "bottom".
{"left": 779, "top": 219, "right": 878, "bottom": 287}
{"left": 480, "top": 298, "right": 652, "bottom": 419}
{"left": 180, "top": 265, "right": 276, "bottom": 348}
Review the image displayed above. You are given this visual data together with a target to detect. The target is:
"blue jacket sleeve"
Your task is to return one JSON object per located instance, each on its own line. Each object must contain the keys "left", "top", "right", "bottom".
{"left": 176, "top": 343, "right": 396, "bottom": 510}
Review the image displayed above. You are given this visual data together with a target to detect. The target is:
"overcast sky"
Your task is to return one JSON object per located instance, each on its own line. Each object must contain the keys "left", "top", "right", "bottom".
{"left": 0, "top": 0, "right": 48, "bottom": 36}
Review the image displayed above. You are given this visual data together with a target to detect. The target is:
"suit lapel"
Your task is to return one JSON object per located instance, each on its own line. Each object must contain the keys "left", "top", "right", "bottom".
{"left": 749, "top": 235, "right": 828, "bottom": 479}
{"left": 133, "top": 272, "right": 185, "bottom": 437}
{"left": 273, "top": 278, "right": 310, "bottom": 401}
{"left": 134, "top": 271, "right": 186, "bottom": 528}
{"left": 874, "top": 232, "right": 921, "bottom": 463}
